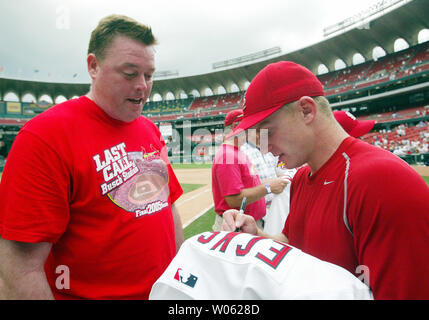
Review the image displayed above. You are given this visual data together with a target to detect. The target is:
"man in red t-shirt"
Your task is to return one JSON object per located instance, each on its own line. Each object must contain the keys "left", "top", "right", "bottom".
{"left": 0, "top": 15, "right": 183, "bottom": 299}
{"left": 211, "top": 110, "right": 287, "bottom": 231}
{"left": 222, "top": 61, "right": 429, "bottom": 299}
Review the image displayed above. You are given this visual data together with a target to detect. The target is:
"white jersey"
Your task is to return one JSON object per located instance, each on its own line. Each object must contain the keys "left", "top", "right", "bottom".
{"left": 263, "top": 167, "right": 297, "bottom": 235}
{"left": 149, "top": 231, "right": 373, "bottom": 300}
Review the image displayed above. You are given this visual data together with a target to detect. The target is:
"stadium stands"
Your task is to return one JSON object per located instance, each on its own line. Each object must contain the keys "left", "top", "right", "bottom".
{"left": 360, "top": 121, "right": 429, "bottom": 157}
{"left": 215, "top": 92, "right": 243, "bottom": 109}
{"left": 1, "top": 40, "right": 428, "bottom": 164}
{"left": 144, "top": 98, "right": 193, "bottom": 114}
{"left": 189, "top": 96, "right": 218, "bottom": 110}
{"left": 2, "top": 42, "right": 428, "bottom": 119}
{"left": 323, "top": 41, "right": 429, "bottom": 96}
{"left": 357, "top": 105, "right": 429, "bottom": 123}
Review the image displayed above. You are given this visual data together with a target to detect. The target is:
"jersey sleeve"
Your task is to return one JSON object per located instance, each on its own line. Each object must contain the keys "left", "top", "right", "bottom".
{"left": 347, "top": 158, "right": 429, "bottom": 299}
{"left": 0, "top": 130, "right": 70, "bottom": 243}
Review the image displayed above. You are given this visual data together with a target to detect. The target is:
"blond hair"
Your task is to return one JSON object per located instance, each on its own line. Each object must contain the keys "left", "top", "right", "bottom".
{"left": 314, "top": 96, "right": 333, "bottom": 117}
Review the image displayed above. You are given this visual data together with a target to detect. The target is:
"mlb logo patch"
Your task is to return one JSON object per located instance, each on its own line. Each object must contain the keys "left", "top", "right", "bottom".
{"left": 174, "top": 268, "right": 198, "bottom": 288}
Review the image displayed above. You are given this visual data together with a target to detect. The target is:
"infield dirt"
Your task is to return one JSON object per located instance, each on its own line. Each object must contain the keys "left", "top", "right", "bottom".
{"left": 174, "top": 168, "right": 213, "bottom": 227}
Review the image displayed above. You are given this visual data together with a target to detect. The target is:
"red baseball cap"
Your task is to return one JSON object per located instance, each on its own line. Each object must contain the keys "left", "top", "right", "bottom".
{"left": 333, "top": 111, "right": 375, "bottom": 138}
{"left": 224, "top": 109, "right": 244, "bottom": 126}
{"left": 229, "top": 61, "right": 325, "bottom": 137}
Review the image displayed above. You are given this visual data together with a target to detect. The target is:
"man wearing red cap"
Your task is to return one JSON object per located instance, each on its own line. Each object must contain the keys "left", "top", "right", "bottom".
{"left": 222, "top": 61, "right": 429, "bottom": 299}
{"left": 211, "top": 109, "right": 287, "bottom": 231}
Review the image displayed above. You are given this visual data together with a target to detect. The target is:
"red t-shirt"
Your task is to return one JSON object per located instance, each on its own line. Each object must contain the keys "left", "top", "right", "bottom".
{"left": 0, "top": 96, "right": 183, "bottom": 299}
{"left": 283, "top": 137, "right": 429, "bottom": 299}
{"left": 212, "top": 144, "right": 266, "bottom": 221}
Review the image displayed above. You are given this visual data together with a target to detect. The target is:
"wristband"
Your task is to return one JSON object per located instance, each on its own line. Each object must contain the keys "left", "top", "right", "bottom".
{"left": 265, "top": 183, "right": 272, "bottom": 195}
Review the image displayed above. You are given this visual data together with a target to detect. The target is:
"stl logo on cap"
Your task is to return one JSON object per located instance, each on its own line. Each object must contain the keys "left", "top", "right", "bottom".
{"left": 174, "top": 268, "right": 198, "bottom": 288}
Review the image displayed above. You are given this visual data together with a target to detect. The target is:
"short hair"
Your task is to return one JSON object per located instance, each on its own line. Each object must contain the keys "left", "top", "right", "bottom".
{"left": 313, "top": 96, "right": 333, "bottom": 117}
{"left": 88, "top": 14, "right": 157, "bottom": 61}
{"left": 281, "top": 96, "right": 332, "bottom": 117}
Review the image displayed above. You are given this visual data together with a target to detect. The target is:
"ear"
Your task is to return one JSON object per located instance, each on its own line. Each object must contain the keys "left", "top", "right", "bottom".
{"left": 87, "top": 54, "right": 99, "bottom": 80}
{"left": 297, "top": 96, "right": 317, "bottom": 124}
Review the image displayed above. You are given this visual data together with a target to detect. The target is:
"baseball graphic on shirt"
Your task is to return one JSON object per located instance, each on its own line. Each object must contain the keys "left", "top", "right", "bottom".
{"left": 108, "top": 151, "right": 170, "bottom": 217}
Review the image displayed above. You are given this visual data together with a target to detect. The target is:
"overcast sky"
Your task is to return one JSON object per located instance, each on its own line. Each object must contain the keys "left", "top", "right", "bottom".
{"left": 0, "top": 0, "right": 408, "bottom": 84}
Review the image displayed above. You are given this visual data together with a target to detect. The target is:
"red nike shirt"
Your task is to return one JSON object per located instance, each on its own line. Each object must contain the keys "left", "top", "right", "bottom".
{"left": 284, "top": 137, "right": 429, "bottom": 299}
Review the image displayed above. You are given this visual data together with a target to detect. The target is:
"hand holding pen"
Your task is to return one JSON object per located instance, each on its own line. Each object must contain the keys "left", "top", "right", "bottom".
{"left": 221, "top": 197, "right": 259, "bottom": 236}
{"left": 235, "top": 197, "right": 247, "bottom": 232}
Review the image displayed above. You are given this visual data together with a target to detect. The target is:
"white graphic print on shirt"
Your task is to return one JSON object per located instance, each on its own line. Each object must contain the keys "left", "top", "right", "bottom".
{"left": 93, "top": 143, "right": 170, "bottom": 218}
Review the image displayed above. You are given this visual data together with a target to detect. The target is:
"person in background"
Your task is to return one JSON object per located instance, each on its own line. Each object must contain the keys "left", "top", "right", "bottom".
{"left": 211, "top": 109, "right": 287, "bottom": 231}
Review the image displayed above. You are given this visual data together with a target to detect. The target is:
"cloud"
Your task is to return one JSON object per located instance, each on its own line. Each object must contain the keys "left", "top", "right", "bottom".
{"left": 0, "top": 0, "right": 382, "bottom": 82}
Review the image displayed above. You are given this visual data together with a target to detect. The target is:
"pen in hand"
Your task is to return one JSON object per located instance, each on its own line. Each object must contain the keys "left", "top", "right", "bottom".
{"left": 235, "top": 197, "right": 247, "bottom": 232}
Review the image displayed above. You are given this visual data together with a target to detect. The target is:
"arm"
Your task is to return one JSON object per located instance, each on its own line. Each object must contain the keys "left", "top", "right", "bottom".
{"left": 0, "top": 237, "right": 54, "bottom": 299}
{"left": 221, "top": 209, "right": 288, "bottom": 244}
{"left": 224, "top": 178, "right": 288, "bottom": 208}
{"left": 224, "top": 184, "right": 267, "bottom": 208}
{"left": 349, "top": 163, "right": 429, "bottom": 299}
{"left": 171, "top": 204, "right": 184, "bottom": 252}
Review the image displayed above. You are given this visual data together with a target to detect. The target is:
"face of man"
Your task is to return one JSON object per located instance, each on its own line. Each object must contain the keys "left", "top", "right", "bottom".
{"left": 255, "top": 104, "right": 311, "bottom": 169}
{"left": 88, "top": 35, "right": 155, "bottom": 122}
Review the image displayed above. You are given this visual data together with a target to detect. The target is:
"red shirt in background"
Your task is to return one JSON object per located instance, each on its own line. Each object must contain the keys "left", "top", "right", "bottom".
{"left": 212, "top": 144, "right": 266, "bottom": 221}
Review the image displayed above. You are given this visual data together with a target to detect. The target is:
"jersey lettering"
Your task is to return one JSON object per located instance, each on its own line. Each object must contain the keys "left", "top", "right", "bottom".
{"left": 195, "top": 232, "right": 293, "bottom": 270}
{"left": 211, "top": 232, "right": 240, "bottom": 252}
{"left": 256, "top": 241, "right": 292, "bottom": 269}
{"left": 197, "top": 231, "right": 220, "bottom": 244}
{"left": 236, "top": 236, "right": 265, "bottom": 256}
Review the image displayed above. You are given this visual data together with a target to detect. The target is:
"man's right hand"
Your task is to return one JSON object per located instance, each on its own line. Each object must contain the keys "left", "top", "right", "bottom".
{"left": 221, "top": 209, "right": 258, "bottom": 235}
{"left": 221, "top": 209, "right": 290, "bottom": 244}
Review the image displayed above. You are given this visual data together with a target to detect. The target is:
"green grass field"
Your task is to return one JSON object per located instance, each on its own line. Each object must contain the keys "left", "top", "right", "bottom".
{"left": 181, "top": 183, "right": 205, "bottom": 194}
{"left": 184, "top": 207, "right": 217, "bottom": 239}
{"left": 179, "top": 181, "right": 215, "bottom": 239}
{"left": 171, "top": 163, "right": 212, "bottom": 170}
{"left": 173, "top": 163, "right": 215, "bottom": 239}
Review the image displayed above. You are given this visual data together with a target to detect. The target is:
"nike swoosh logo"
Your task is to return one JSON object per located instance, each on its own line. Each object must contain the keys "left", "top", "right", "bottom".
{"left": 324, "top": 181, "right": 334, "bottom": 185}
